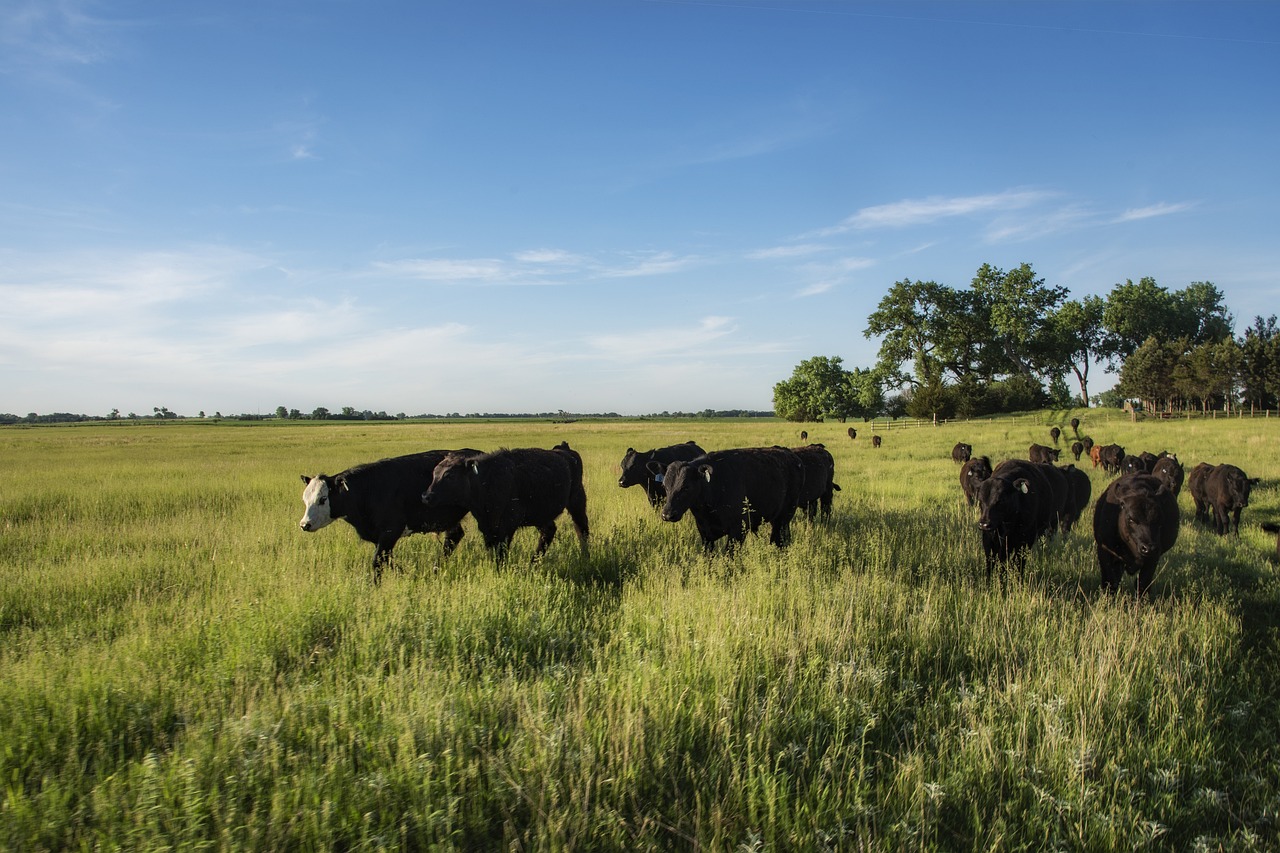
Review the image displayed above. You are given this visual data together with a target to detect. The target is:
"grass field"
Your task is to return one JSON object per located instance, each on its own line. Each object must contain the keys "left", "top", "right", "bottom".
{"left": 1, "top": 411, "right": 1278, "bottom": 850}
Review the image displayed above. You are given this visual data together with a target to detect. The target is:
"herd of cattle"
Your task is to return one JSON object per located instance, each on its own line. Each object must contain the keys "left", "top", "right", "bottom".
{"left": 299, "top": 427, "right": 1268, "bottom": 593}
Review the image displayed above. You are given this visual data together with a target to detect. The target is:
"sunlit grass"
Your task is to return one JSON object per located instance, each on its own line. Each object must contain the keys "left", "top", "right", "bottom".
{"left": 0, "top": 413, "right": 1277, "bottom": 849}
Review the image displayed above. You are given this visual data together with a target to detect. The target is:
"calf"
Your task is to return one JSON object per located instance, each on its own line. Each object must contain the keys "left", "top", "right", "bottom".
{"left": 1187, "top": 462, "right": 1216, "bottom": 526}
{"left": 618, "top": 441, "right": 705, "bottom": 507}
{"left": 975, "top": 459, "right": 1060, "bottom": 580}
{"left": 1151, "top": 455, "right": 1184, "bottom": 496}
{"left": 422, "top": 443, "right": 589, "bottom": 562}
{"left": 1093, "top": 474, "right": 1179, "bottom": 594}
{"left": 1204, "top": 463, "right": 1261, "bottom": 536}
{"left": 1089, "top": 444, "right": 1103, "bottom": 469}
{"left": 1028, "top": 443, "right": 1060, "bottom": 464}
{"left": 1098, "top": 444, "right": 1126, "bottom": 474}
{"left": 952, "top": 442, "right": 973, "bottom": 464}
{"left": 655, "top": 446, "right": 803, "bottom": 551}
{"left": 793, "top": 443, "right": 841, "bottom": 519}
{"left": 299, "top": 449, "right": 480, "bottom": 581}
{"left": 959, "top": 455, "right": 993, "bottom": 507}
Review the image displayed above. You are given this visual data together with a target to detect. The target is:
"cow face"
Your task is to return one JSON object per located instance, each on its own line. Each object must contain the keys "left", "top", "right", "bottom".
{"left": 977, "top": 478, "right": 1030, "bottom": 534}
{"left": 422, "top": 455, "right": 475, "bottom": 508}
{"left": 1117, "top": 491, "right": 1168, "bottom": 569}
{"left": 299, "top": 474, "right": 338, "bottom": 531}
{"left": 619, "top": 448, "right": 649, "bottom": 488}
{"left": 658, "top": 460, "right": 706, "bottom": 522}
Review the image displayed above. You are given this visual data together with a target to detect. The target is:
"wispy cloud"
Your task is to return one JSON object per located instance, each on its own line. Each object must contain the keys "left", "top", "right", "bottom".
{"left": 816, "top": 189, "right": 1051, "bottom": 235}
{"left": 597, "top": 251, "right": 699, "bottom": 278}
{"left": 1113, "top": 201, "right": 1196, "bottom": 223}
{"left": 747, "top": 243, "right": 827, "bottom": 260}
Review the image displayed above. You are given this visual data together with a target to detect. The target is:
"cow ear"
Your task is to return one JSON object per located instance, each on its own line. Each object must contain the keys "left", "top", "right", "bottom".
{"left": 1014, "top": 478, "right": 1031, "bottom": 494}
{"left": 336, "top": 476, "right": 350, "bottom": 492}
{"left": 301, "top": 475, "right": 311, "bottom": 484}
{"left": 699, "top": 464, "right": 714, "bottom": 482}
{"left": 469, "top": 461, "right": 480, "bottom": 476}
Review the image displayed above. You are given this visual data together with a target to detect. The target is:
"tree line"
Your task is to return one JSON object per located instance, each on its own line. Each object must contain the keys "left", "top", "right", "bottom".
{"left": 774, "top": 264, "right": 1280, "bottom": 421}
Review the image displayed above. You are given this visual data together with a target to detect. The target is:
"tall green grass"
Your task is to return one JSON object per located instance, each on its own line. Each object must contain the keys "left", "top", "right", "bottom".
{"left": 1, "top": 413, "right": 1277, "bottom": 850}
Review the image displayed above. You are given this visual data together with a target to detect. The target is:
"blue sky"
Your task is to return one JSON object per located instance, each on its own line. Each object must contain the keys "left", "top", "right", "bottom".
{"left": 2, "top": 1, "right": 1278, "bottom": 416}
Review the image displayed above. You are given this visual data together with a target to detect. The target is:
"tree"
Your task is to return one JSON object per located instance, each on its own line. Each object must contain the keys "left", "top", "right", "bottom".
{"left": 1118, "top": 336, "right": 1180, "bottom": 412}
{"left": 1240, "top": 315, "right": 1279, "bottom": 411}
{"left": 864, "top": 280, "right": 963, "bottom": 390}
{"left": 1102, "top": 277, "right": 1181, "bottom": 364}
{"left": 311, "top": 407, "right": 330, "bottom": 420}
{"left": 970, "top": 262, "right": 1068, "bottom": 381}
{"left": 1173, "top": 281, "right": 1234, "bottom": 345}
{"left": 772, "top": 355, "right": 865, "bottom": 422}
{"left": 275, "top": 406, "right": 288, "bottom": 419}
{"left": 1049, "top": 295, "right": 1107, "bottom": 405}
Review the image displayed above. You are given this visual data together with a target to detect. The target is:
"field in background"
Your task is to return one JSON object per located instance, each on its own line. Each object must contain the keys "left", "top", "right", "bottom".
{"left": 1, "top": 412, "right": 1277, "bottom": 850}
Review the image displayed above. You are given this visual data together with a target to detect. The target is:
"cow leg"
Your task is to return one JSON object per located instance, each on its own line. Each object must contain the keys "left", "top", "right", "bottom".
{"left": 1136, "top": 565, "right": 1156, "bottom": 596}
{"left": 1098, "top": 549, "right": 1124, "bottom": 594}
{"left": 566, "top": 492, "right": 590, "bottom": 557}
{"left": 440, "top": 524, "right": 465, "bottom": 556}
{"left": 1231, "top": 507, "right": 1242, "bottom": 536}
{"left": 372, "top": 534, "right": 399, "bottom": 583}
{"left": 534, "top": 522, "right": 557, "bottom": 559}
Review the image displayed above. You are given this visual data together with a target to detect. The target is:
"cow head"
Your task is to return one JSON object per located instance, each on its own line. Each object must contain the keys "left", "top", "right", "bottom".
{"left": 1118, "top": 487, "right": 1171, "bottom": 569}
{"left": 977, "top": 477, "right": 1031, "bottom": 534}
{"left": 965, "top": 456, "right": 993, "bottom": 484}
{"left": 422, "top": 453, "right": 476, "bottom": 508}
{"left": 655, "top": 460, "right": 706, "bottom": 522}
{"left": 619, "top": 448, "right": 650, "bottom": 488}
{"left": 299, "top": 474, "right": 344, "bottom": 531}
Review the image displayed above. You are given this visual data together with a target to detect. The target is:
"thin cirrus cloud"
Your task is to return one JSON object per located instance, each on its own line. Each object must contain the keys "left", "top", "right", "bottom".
{"left": 815, "top": 189, "right": 1051, "bottom": 235}
{"left": 375, "top": 249, "right": 699, "bottom": 283}
{"left": 1113, "top": 201, "right": 1196, "bottom": 223}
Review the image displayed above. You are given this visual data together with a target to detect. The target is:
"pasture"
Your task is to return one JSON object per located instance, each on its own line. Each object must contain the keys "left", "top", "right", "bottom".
{"left": 1, "top": 413, "right": 1277, "bottom": 850}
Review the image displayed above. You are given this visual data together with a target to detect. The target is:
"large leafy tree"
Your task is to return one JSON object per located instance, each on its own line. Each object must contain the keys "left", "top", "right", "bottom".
{"left": 1118, "top": 336, "right": 1181, "bottom": 411}
{"left": 1240, "top": 315, "right": 1280, "bottom": 410}
{"left": 864, "top": 280, "right": 965, "bottom": 390}
{"left": 970, "top": 262, "right": 1069, "bottom": 380}
{"left": 1102, "top": 277, "right": 1181, "bottom": 363}
{"left": 1049, "top": 295, "right": 1107, "bottom": 405}
{"left": 773, "top": 355, "right": 875, "bottom": 422}
{"left": 1173, "top": 281, "right": 1235, "bottom": 345}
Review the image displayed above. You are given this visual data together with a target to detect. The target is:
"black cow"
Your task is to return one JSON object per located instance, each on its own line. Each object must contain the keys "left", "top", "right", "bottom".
{"left": 299, "top": 449, "right": 481, "bottom": 581}
{"left": 960, "top": 456, "right": 993, "bottom": 507}
{"left": 1119, "top": 455, "right": 1148, "bottom": 477}
{"left": 422, "top": 443, "right": 589, "bottom": 562}
{"left": 1188, "top": 462, "right": 1216, "bottom": 525}
{"left": 952, "top": 442, "right": 973, "bottom": 464}
{"left": 799, "top": 430, "right": 808, "bottom": 441}
{"left": 871, "top": 435, "right": 882, "bottom": 448}
{"left": 655, "top": 447, "right": 803, "bottom": 551}
{"left": 848, "top": 427, "right": 857, "bottom": 440}
{"left": 1098, "top": 444, "right": 1126, "bottom": 474}
{"left": 1151, "top": 455, "right": 1184, "bottom": 496}
{"left": 618, "top": 441, "right": 705, "bottom": 508}
{"left": 1049, "top": 426, "right": 1061, "bottom": 445}
{"left": 1093, "top": 474, "right": 1179, "bottom": 594}
{"left": 975, "top": 459, "right": 1061, "bottom": 580}
{"left": 1057, "top": 464, "right": 1092, "bottom": 533}
{"left": 1204, "top": 463, "right": 1261, "bottom": 536}
{"left": 1070, "top": 417, "right": 1081, "bottom": 435}
{"left": 1262, "top": 522, "right": 1280, "bottom": 559}
{"left": 793, "top": 444, "right": 841, "bottom": 519}
{"left": 1035, "top": 462, "right": 1070, "bottom": 532}
{"left": 1070, "top": 440, "right": 1084, "bottom": 461}
{"left": 1081, "top": 436, "right": 1094, "bottom": 454}
{"left": 1029, "top": 443, "right": 1060, "bottom": 464}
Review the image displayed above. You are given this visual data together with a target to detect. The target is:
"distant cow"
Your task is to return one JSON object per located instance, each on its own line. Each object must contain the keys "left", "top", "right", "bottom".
{"left": 1070, "top": 441, "right": 1084, "bottom": 461}
{"left": 1057, "top": 464, "right": 1092, "bottom": 533}
{"left": 1093, "top": 474, "right": 1179, "bottom": 594}
{"left": 299, "top": 449, "right": 480, "bottom": 581}
{"left": 1151, "top": 455, "right": 1184, "bottom": 496}
{"left": 1049, "top": 427, "right": 1061, "bottom": 445}
{"left": 1028, "top": 443, "right": 1060, "bottom": 464}
{"left": 1188, "top": 462, "right": 1216, "bottom": 526}
{"left": 800, "top": 430, "right": 808, "bottom": 441}
{"left": 960, "top": 456, "right": 993, "bottom": 507}
{"left": 1070, "top": 417, "right": 1081, "bottom": 435}
{"left": 848, "top": 427, "right": 857, "bottom": 440}
{"left": 655, "top": 446, "right": 803, "bottom": 551}
{"left": 872, "top": 435, "right": 882, "bottom": 448}
{"left": 1098, "top": 444, "right": 1126, "bottom": 474}
{"left": 952, "top": 442, "right": 973, "bottom": 464}
{"left": 422, "top": 443, "right": 589, "bottom": 562}
{"left": 1204, "top": 463, "right": 1261, "bottom": 536}
{"left": 793, "top": 444, "right": 841, "bottom": 519}
{"left": 618, "top": 441, "right": 705, "bottom": 507}
{"left": 1089, "top": 444, "right": 1103, "bottom": 469}
{"left": 975, "top": 459, "right": 1061, "bottom": 580}
{"left": 1081, "top": 436, "right": 1094, "bottom": 454}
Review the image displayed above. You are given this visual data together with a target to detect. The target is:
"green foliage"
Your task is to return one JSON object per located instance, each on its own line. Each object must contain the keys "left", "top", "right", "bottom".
{"left": 773, "top": 355, "right": 880, "bottom": 422}
{"left": 1, "top": 417, "right": 1278, "bottom": 850}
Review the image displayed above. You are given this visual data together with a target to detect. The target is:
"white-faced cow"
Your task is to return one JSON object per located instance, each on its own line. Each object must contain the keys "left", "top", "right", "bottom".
{"left": 422, "top": 442, "right": 589, "bottom": 563}
{"left": 1093, "top": 473, "right": 1179, "bottom": 595}
{"left": 618, "top": 441, "right": 705, "bottom": 508}
{"left": 654, "top": 446, "right": 803, "bottom": 551}
{"left": 299, "top": 449, "right": 481, "bottom": 581}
